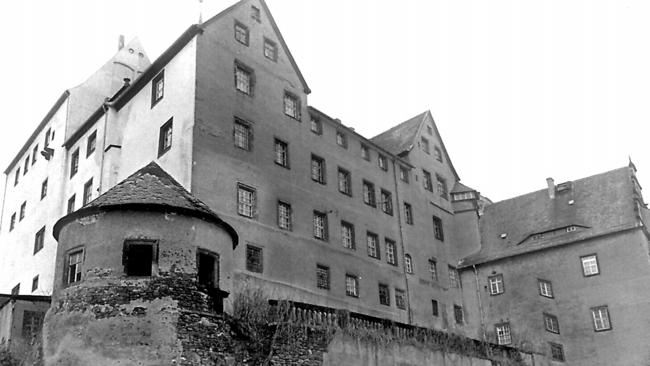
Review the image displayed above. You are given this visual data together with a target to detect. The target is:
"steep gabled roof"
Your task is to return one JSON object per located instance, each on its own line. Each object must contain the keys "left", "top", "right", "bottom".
{"left": 53, "top": 162, "right": 238, "bottom": 247}
{"left": 461, "top": 167, "right": 638, "bottom": 267}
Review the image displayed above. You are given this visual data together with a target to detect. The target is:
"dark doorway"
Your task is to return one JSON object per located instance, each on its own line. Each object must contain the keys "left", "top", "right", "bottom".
{"left": 197, "top": 250, "right": 226, "bottom": 313}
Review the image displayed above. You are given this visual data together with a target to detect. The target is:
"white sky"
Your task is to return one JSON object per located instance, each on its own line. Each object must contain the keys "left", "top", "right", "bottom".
{"left": 1, "top": 0, "right": 649, "bottom": 203}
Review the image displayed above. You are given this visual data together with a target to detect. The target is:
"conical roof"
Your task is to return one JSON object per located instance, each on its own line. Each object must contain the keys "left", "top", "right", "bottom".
{"left": 53, "top": 162, "right": 238, "bottom": 247}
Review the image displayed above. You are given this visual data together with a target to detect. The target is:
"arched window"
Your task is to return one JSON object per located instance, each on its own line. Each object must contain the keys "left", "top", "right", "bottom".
{"left": 405, "top": 254, "right": 413, "bottom": 274}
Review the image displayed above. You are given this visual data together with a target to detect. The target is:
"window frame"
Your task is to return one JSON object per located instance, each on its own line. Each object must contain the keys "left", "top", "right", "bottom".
{"left": 274, "top": 138, "right": 289, "bottom": 168}
{"left": 311, "top": 155, "right": 326, "bottom": 184}
{"left": 32, "top": 144, "right": 38, "bottom": 165}
{"left": 453, "top": 304, "right": 464, "bottom": 324}
{"left": 366, "top": 232, "right": 380, "bottom": 259}
{"left": 495, "top": 322, "right": 512, "bottom": 345}
{"left": 433, "top": 215, "right": 444, "bottom": 241}
{"left": 263, "top": 38, "right": 278, "bottom": 61}
{"left": 41, "top": 178, "right": 48, "bottom": 200}
{"left": 405, "top": 254, "right": 413, "bottom": 274}
{"left": 122, "top": 239, "right": 158, "bottom": 277}
{"left": 83, "top": 178, "right": 93, "bottom": 206}
{"left": 448, "top": 265, "right": 460, "bottom": 288}
{"left": 283, "top": 91, "right": 301, "bottom": 120}
{"left": 316, "top": 264, "right": 330, "bottom": 290}
{"left": 538, "top": 279, "right": 554, "bottom": 298}
{"left": 385, "top": 239, "right": 397, "bottom": 266}
{"left": 9, "top": 213, "right": 15, "bottom": 232}
{"left": 310, "top": 116, "right": 322, "bottom": 135}
{"left": 429, "top": 259, "right": 438, "bottom": 282}
{"left": 404, "top": 202, "right": 413, "bottom": 224}
{"left": 70, "top": 148, "right": 79, "bottom": 178}
{"left": 378, "top": 154, "right": 387, "bottom": 171}
{"left": 246, "top": 244, "right": 263, "bottom": 273}
{"left": 19, "top": 201, "right": 26, "bottom": 221}
{"left": 549, "top": 343, "right": 565, "bottom": 362}
{"left": 421, "top": 137, "right": 430, "bottom": 154}
{"left": 436, "top": 174, "right": 448, "bottom": 200}
{"left": 581, "top": 254, "right": 600, "bottom": 277}
{"left": 67, "top": 195, "right": 76, "bottom": 214}
{"left": 380, "top": 189, "right": 393, "bottom": 215}
{"left": 64, "top": 247, "right": 84, "bottom": 286}
{"left": 543, "top": 313, "right": 560, "bottom": 334}
{"left": 338, "top": 167, "right": 352, "bottom": 196}
{"left": 362, "top": 180, "right": 376, "bottom": 207}
{"left": 313, "top": 210, "right": 328, "bottom": 241}
{"left": 395, "top": 289, "right": 406, "bottom": 310}
{"left": 237, "top": 183, "right": 256, "bottom": 218}
{"left": 277, "top": 201, "right": 292, "bottom": 231}
{"left": 591, "top": 305, "right": 612, "bottom": 332}
{"left": 434, "top": 146, "right": 443, "bottom": 162}
{"left": 233, "top": 118, "right": 253, "bottom": 151}
{"left": 86, "top": 130, "right": 97, "bottom": 157}
{"left": 234, "top": 61, "right": 254, "bottom": 96}
{"left": 423, "top": 169, "right": 433, "bottom": 191}
{"left": 399, "top": 166, "right": 409, "bottom": 183}
{"left": 361, "top": 144, "right": 370, "bottom": 161}
{"left": 31, "top": 275, "right": 39, "bottom": 293}
{"left": 234, "top": 21, "right": 249, "bottom": 46}
{"left": 158, "top": 118, "right": 173, "bottom": 157}
{"left": 378, "top": 283, "right": 390, "bottom": 306}
{"left": 341, "top": 221, "right": 355, "bottom": 250}
{"left": 151, "top": 70, "right": 165, "bottom": 107}
{"left": 488, "top": 274, "right": 505, "bottom": 295}
{"left": 33, "top": 226, "right": 45, "bottom": 254}
{"left": 345, "top": 274, "right": 359, "bottom": 297}
{"left": 336, "top": 131, "right": 348, "bottom": 148}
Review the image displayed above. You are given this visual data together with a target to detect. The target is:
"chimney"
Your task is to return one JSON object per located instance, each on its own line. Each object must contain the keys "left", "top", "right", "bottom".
{"left": 118, "top": 35, "right": 125, "bottom": 51}
{"left": 546, "top": 177, "right": 555, "bottom": 199}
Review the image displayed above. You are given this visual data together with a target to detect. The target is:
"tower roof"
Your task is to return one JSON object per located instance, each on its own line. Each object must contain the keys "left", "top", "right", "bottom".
{"left": 53, "top": 162, "right": 238, "bottom": 247}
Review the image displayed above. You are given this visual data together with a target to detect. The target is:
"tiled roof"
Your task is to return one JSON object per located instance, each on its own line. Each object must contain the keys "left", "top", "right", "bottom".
{"left": 452, "top": 181, "right": 476, "bottom": 193}
{"left": 461, "top": 167, "right": 638, "bottom": 267}
{"left": 370, "top": 112, "right": 427, "bottom": 156}
{"left": 53, "top": 162, "right": 238, "bottom": 246}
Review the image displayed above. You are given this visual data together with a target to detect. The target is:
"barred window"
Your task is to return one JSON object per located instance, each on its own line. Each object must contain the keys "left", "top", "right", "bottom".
{"left": 488, "top": 274, "right": 504, "bottom": 295}
{"left": 234, "top": 21, "right": 249, "bottom": 45}
{"left": 284, "top": 92, "right": 300, "bottom": 119}
{"left": 341, "top": 221, "right": 355, "bottom": 250}
{"left": 549, "top": 343, "right": 565, "bottom": 362}
{"left": 495, "top": 323, "right": 511, "bottom": 345}
{"left": 234, "top": 120, "right": 252, "bottom": 150}
{"left": 395, "top": 289, "right": 406, "bottom": 310}
{"left": 362, "top": 180, "right": 376, "bottom": 206}
{"left": 246, "top": 245, "right": 263, "bottom": 273}
{"left": 313, "top": 211, "right": 328, "bottom": 240}
{"left": 338, "top": 168, "right": 351, "bottom": 195}
{"left": 237, "top": 184, "right": 256, "bottom": 218}
{"left": 386, "top": 239, "right": 397, "bottom": 266}
{"left": 429, "top": 259, "right": 438, "bottom": 282}
{"left": 274, "top": 139, "right": 289, "bottom": 167}
{"left": 277, "top": 201, "right": 292, "bottom": 230}
{"left": 380, "top": 189, "right": 393, "bottom": 215}
{"left": 311, "top": 155, "right": 325, "bottom": 184}
{"left": 378, "top": 284, "right": 390, "bottom": 306}
{"left": 316, "top": 265, "right": 330, "bottom": 290}
{"left": 345, "top": 274, "right": 359, "bottom": 297}
{"left": 367, "top": 232, "right": 379, "bottom": 259}
{"left": 235, "top": 63, "right": 252, "bottom": 95}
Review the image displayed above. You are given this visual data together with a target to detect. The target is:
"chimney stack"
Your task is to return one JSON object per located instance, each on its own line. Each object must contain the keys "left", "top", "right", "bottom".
{"left": 118, "top": 35, "right": 125, "bottom": 51}
{"left": 546, "top": 177, "right": 555, "bottom": 199}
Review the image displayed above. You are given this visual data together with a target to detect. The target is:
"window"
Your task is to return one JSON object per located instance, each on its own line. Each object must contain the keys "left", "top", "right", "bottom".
{"left": 538, "top": 279, "right": 553, "bottom": 298}
{"left": 448, "top": 266, "right": 460, "bottom": 288}
{"left": 429, "top": 259, "right": 438, "bottom": 282}
{"left": 9, "top": 213, "right": 15, "bottom": 231}
{"left": 246, "top": 245, "right": 263, "bottom": 273}
{"left": 423, "top": 169, "right": 432, "bottom": 191}
{"left": 495, "top": 323, "right": 512, "bottom": 345}
{"left": 87, "top": 130, "right": 97, "bottom": 157}
{"left": 251, "top": 5, "right": 261, "bottom": 22}
{"left": 263, "top": 38, "right": 278, "bottom": 61}
{"left": 405, "top": 254, "right": 413, "bottom": 274}
{"left": 66, "top": 249, "right": 84, "bottom": 285}
{"left": 67, "top": 195, "right": 76, "bottom": 214}
{"left": 313, "top": 211, "right": 328, "bottom": 241}
{"left": 399, "top": 166, "right": 409, "bottom": 183}
{"left": 434, "top": 146, "right": 443, "bottom": 162}
{"left": 395, "top": 289, "right": 406, "bottom": 310}
{"left": 452, "top": 191, "right": 476, "bottom": 202}
{"left": 22, "top": 311, "right": 44, "bottom": 343}
{"left": 277, "top": 201, "right": 292, "bottom": 230}
{"left": 341, "top": 221, "right": 355, "bottom": 250}
{"left": 338, "top": 168, "right": 351, "bottom": 195}
{"left": 31, "top": 276, "right": 39, "bottom": 292}
{"left": 34, "top": 226, "right": 45, "bottom": 254}
{"left": 311, "top": 155, "right": 325, "bottom": 184}
{"left": 404, "top": 203, "right": 413, "bottom": 224}
{"left": 316, "top": 265, "right": 330, "bottom": 290}
{"left": 83, "top": 178, "right": 93, "bottom": 206}
{"left": 378, "top": 284, "right": 390, "bottom": 306}
{"left": 70, "top": 148, "right": 79, "bottom": 178}
{"left": 41, "top": 179, "right": 48, "bottom": 200}
{"left": 151, "top": 70, "right": 164, "bottom": 107}
{"left": 453, "top": 305, "right": 464, "bottom": 324}
{"left": 11, "top": 284, "right": 19, "bottom": 295}
{"left": 380, "top": 189, "right": 393, "bottom": 215}
{"left": 431, "top": 299, "right": 439, "bottom": 316}
{"left": 367, "top": 232, "right": 380, "bottom": 259}
{"left": 32, "top": 144, "right": 38, "bottom": 165}
{"left": 310, "top": 116, "right": 322, "bottom": 135}
{"left": 549, "top": 343, "right": 565, "bottom": 362}
{"left": 24, "top": 156, "right": 29, "bottom": 175}
{"left": 14, "top": 167, "right": 20, "bottom": 186}
{"left": 44, "top": 128, "right": 51, "bottom": 148}
{"left": 123, "top": 240, "right": 156, "bottom": 276}
{"left": 237, "top": 184, "right": 256, "bottom": 218}
{"left": 488, "top": 274, "right": 504, "bottom": 295}
{"left": 581, "top": 254, "right": 599, "bottom": 276}
{"left": 544, "top": 313, "right": 560, "bottom": 334}
{"left": 378, "top": 155, "right": 387, "bottom": 171}
{"left": 158, "top": 118, "right": 173, "bottom": 157}
{"left": 197, "top": 250, "right": 219, "bottom": 297}
{"left": 386, "top": 239, "right": 397, "bottom": 266}
{"left": 234, "top": 63, "right": 253, "bottom": 95}
{"left": 19, "top": 202, "right": 26, "bottom": 221}
{"left": 362, "top": 180, "right": 376, "bottom": 206}
{"left": 233, "top": 119, "right": 252, "bottom": 151}
{"left": 336, "top": 131, "right": 347, "bottom": 148}
{"left": 283, "top": 92, "right": 300, "bottom": 119}
{"left": 345, "top": 274, "right": 359, "bottom": 297}
{"left": 361, "top": 145, "right": 370, "bottom": 161}
{"left": 234, "top": 21, "right": 249, "bottom": 45}
{"left": 591, "top": 306, "right": 611, "bottom": 331}
{"left": 274, "top": 139, "right": 289, "bottom": 167}
{"left": 421, "top": 137, "right": 430, "bottom": 154}
{"left": 436, "top": 174, "right": 448, "bottom": 199}
{"left": 433, "top": 216, "right": 444, "bottom": 241}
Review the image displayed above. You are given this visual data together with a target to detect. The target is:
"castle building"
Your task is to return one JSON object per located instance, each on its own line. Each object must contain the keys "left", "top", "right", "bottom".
{"left": 1, "top": 0, "right": 649, "bottom": 364}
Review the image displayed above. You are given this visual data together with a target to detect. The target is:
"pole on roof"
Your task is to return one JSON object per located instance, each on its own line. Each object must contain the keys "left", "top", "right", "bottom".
{"left": 198, "top": 0, "right": 204, "bottom": 24}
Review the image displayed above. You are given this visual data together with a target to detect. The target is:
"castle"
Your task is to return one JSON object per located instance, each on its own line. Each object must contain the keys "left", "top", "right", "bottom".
{"left": 2, "top": 0, "right": 650, "bottom": 365}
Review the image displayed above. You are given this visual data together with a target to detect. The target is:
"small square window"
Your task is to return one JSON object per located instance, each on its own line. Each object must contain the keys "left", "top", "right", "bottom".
{"left": 9, "top": 213, "right": 15, "bottom": 232}
{"left": 544, "top": 313, "right": 560, "bottom": 334}
{"left": 538, "top": 279, "right": 553, "bottom": 298}
{"left": 453, "top": 304, "right": 464, "bottom": 324}
{"left": 274, "top": 139, "right": 289, "bottom": 168}
{"left": 338, "top": 168, "right": 351, "bottom": 195}
{"left": 404, "top": 203, "right": 413, "bottom": 225}
{"left": 378, "top": 155, "right": 387, "bottom": 171}
{"left": 495, "top": 323, "right": 511, "bottom": 345}
{"left": 316, "top": 264, "right": 330, "bottom": 290}
{"left": 263, "top": 38, "right": 278, "bottom": 61}
{"left": 549, "top": 343, "right": 565, "bottom": 362}
{"left": 361, "top": 145, "right": 370, "bottom": 161}
{"left": 246, "top": 245, "right": 263, "bottom": 273}
{"left": 234, "top": 119, "right": 252, "bottom": 151}
{"left": 336, "top": 131, "right": 347, "bottom": 148}
{"left": 421, "top": 137, "right": 430, "bottom": 154}
{"left": 386, "top": 239, "right": 397, "bottom": 266}
{"left": 19, "top": 201, "right": 26, "bottom": 221}
{"left": 67, "top": 195, "right": 76, "bottom": 214}
{"left": 83, "top": 178, "right": 93, "bottom": 206}
{"left": 251, "top": 5, "right": 261, "bottom": 22}
{"left": 433, "top": 215, "right": 444, "bottom": 241}
{"left": 34, "top": 226, "right": 45, "bottom": 254}
{"left": 70, "top": 149, "right": 79, "bottom": 178}
{"left": 429, "top": 259, "right": 438, "bottom": 282}
{"left": 123, "top": 240, "right": 156, "bottom": 277}
{"left": 395, "top": 289, "right": 406, "bottom": 310}
{"left": 310, "top": 116, "right": 322, "bottom": 135}
{"left": 423, "top": 170, "right": 433, "bottom": 191}
{"left": 234, "top": 63, "right": 253, "bottom": 95}
{"left": 341, "top": 221, "right": 355, "bottom": 250}
{"left": 488, "top": 274, "right": 504, "bottom": 295}
{"left": 313, "top": 211, "right": 328, "bottom": 241}
{"left": 366, "top": 232, "right": 380, "bottom": 259}
{"left": 283, "top": 92, "right": 301, "bottom": 120}
{"left": 311, "top": 155, "right": 326, "bottom": 184}
{"left": 380, "top": 189, "right": 393, "bottom": 215}
{"left": 399, "top": 166, "right": 409, "bottom": 183}
{"left": 431, "top": 299, "right": 439, "bottom": 316}
{"left": 31, "top": 275, "right": 39, "bottom": 292}
{"left": 86, "top": 130, "right": 97, "bottom": 157}
{"left": 404, "top": 254, "right": 413, "bottom": 274}
{"left": 345, "top": 274, "right": 359, "bottom": 297}
{"left": 362, "top": 180, "right": 376, "bottom": 207}
{"left": 41, "top": 178, "right": 48, "bottom": 200}
{"left": 378, "top": 284, "right": 390, "bottom": 306}
{"left": 158, "top": 118, "right": 173, "bottom": 157}
{"left": 65, "top": 248, "right": 84, "bottom": 285}
{"left": 434, "top": 146, "right": 443, "bottom": 162}
{"left": 234, "top": 21, "right": 249, "bottom": 45}
{"left": 237, "top": 184, "right": 256, "bottom": 218}
{"left": 591, "top": 306, "right": 611, "bottom": 331}
{"left": 277, "top": 201, "right": 292, "bottom": 230}
{"left": 581, "top": 254, "right": 599, "bottom": 276}
{"left": 448, "top": 265, "right": 460, "bottom": 288}
{"left": 151, "top": 70, "right": 164, "bottom": 107}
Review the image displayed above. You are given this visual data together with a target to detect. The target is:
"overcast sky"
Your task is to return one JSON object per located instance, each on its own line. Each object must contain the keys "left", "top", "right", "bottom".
{"left": 1, "top": 0, "right": 648, "bottom": 203}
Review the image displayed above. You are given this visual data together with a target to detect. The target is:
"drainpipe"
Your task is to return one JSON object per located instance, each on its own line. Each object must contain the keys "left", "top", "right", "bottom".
{"left": 97, "top": 101, "right": 111, "bottom": 194}
{"left": 472, "top": 265, "right": 487, "bottom": 341}
{"left": 391, "top": 158, "right": 412, "bottom": 324}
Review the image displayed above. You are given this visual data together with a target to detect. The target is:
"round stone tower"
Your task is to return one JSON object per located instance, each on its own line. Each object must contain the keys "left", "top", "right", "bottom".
{"left": 43, "top": 162, "right": 238, "bottom": 365}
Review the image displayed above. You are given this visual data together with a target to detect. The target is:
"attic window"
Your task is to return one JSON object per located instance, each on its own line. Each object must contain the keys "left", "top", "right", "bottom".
{"left": 263, "top": 38, "right": 278, "bottom": 62}
{"left": 251, "top": 6, "right": 261, "bottom": 22}
{"left": 524, "top": 225, "right": 583, "bottom": 244}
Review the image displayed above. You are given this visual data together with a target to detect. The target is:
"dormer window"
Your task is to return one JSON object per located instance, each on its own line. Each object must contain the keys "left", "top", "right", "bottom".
{"left": 452, "top": 191, "right": 476, "bottom": 202}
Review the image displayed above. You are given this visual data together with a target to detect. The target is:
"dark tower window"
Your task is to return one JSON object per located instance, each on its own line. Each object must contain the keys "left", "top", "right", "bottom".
{"left": 198, "top": 251, "right": 219, "bottom": 289}
{"left": 123, "top": 240, "right": 157, "bottom": 276}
